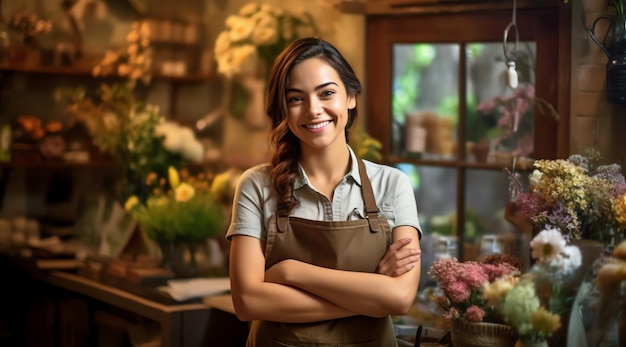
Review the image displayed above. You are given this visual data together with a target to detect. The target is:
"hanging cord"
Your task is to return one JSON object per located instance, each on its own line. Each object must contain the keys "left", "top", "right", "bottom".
{"left": 503, "top": 0, "right": 519, "bottom": 90}
{"left": 503, "top": 0, "right": 520, "bottom": 172}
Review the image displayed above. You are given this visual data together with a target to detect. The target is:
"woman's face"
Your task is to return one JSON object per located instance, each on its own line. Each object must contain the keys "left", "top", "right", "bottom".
{"left": 285, "top": 57, "right": 356, "bottom": 151}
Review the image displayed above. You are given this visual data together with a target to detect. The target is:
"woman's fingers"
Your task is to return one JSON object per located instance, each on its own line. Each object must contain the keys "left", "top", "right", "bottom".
{"left": 377, "top": 238, "right": 421, "bottom": 277}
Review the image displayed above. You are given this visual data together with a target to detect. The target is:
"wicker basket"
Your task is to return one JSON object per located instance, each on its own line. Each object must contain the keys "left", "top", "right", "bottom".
{"left": 450, "top": 319, "right": 517, "bottom": 347}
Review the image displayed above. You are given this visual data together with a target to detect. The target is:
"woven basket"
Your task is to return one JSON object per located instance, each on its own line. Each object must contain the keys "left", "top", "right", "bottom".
{"left": 450, "top": 319, "right": 517, "bottom": 347}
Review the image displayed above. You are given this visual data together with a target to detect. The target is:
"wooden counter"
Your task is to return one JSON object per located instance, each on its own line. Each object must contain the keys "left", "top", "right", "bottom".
{"left": 48, "top": 271, "right": 211, "bottom": 347}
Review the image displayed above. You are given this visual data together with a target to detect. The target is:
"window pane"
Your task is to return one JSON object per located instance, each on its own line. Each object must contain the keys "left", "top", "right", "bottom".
{"left": 391, "top": 44, "right": 459, "bottom": 161}
{"left": 395, "top": 164, "right": 458, "bottom": 283}
{"left": 463, "top": 169, "right": 531, "bottom": 265}
{"left": 465, "top": 42, "right": 537, "bottom": 165}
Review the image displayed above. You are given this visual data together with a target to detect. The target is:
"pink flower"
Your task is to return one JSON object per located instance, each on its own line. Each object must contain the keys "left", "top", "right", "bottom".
{"left": 465, "top": 305, "right": 486, "bottom": 322}
{"left": 461, "top": 262, "right": 489, "bottom": 288}
{"left": 446, "top": 281, "right": 471, "bottom": 303}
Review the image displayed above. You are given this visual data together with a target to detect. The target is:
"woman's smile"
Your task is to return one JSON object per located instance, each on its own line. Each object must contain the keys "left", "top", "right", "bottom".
{"left": 304, "top": 120, "right": 332, "bottom": 131}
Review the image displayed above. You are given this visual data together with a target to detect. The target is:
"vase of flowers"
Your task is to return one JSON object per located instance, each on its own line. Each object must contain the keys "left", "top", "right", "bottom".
{"left": 213, "top": 3, "right": 317, "bottom": 128}
{"left": 483, "top": 228, "right": 583, "bottom": 346}
{"left": 428, "top": 255, "right": 523, "bottom": 347}
{"left": 125, "top": 167, "right": 224, "bottom": 277}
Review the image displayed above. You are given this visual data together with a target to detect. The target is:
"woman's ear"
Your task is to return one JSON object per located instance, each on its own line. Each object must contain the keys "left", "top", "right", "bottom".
{"left": 347, "top": 94, "right": 357, "bottom": 110}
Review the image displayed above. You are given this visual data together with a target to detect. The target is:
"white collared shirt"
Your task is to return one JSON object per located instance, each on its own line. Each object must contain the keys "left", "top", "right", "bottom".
{"left": 226, "top": 146, "right": 422, "bottom": 241}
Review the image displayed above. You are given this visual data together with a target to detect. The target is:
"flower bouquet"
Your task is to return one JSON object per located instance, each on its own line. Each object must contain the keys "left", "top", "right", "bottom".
{"left": 483, "top": 228, "right": 582, "bottom": 345}
{"left": 508, "top": 148, "right": 626, "bottom": 247}
{"left": 213, "top": 3, "right": 317, "bottom": 78}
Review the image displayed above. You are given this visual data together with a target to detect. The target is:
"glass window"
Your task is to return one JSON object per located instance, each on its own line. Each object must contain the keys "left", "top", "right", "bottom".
{"left": 391, "top": 44, "right": 459, "bottom": 161}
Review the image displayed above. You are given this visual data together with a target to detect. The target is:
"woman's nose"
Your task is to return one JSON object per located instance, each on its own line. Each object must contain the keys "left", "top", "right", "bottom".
{"left": 308, "top": 98, "right": 323, "bottom": 116}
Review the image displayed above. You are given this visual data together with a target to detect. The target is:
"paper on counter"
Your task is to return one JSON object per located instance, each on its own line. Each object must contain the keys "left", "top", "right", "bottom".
{"left": 160, "top": 277, "right": 230, "bottom": 301}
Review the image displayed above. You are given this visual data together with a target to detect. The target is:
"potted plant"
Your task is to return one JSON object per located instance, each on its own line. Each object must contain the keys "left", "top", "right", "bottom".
{"left": 125, "top": 167, "right": 224, "bottom": 277}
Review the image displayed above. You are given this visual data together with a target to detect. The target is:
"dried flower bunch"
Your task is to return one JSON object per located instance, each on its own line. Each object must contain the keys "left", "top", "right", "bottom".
{"left": 476, "top": 83, "right": 559, "bottom": 158}
{"left": 428, "top": 255, "right": 521, "bottom": 323}
{"left": 510, "top": 148, "right": 626, "bottom": 245}
{"left": 7, "top": 11, "right": 53, "bottom": 43}
{"left": 214, "top": 3, "right": 317, "bottom": 78}
{"left": 125, "top": 167, "right": 223, "bottom": 244}
{"left": 483, "top": 228, "right": 582, "bottom": 343}
{"left": 93, "top": 21, "right": 153, "bottom": 85}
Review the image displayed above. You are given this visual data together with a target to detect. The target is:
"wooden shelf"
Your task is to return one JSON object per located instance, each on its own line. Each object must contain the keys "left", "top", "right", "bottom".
{"left": 0, "top": 64, "right": 215, "bottom": 82}
{"left": 338, "top": 0, "right": 567, "bottom": 14}
{"left": 385, "top": 155, "right": 534, "bottom": 171}
{"left": 0, "top": 160, "right": 116, "bottom": 169}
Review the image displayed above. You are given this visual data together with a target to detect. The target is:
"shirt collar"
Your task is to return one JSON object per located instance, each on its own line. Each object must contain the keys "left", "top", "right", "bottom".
{"left": 294, "top": 145, "right": 361, "bottom": 190}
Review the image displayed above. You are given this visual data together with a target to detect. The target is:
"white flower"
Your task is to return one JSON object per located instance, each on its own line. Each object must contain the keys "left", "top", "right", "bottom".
{"left": 154, "top": 121, "right": 204, "bottom": 162}
{"left": 553, "top": 245, "right": 582, "bottom": 274}
{"left": 228, "top": 16, "right": 255, "bottom": 42}
{"left": 229, "top": 44, "right": 258, "bottom": 75}
{"left": 214, "top": 31, "right": 231, "bottom": 56}
{"left": 529, "top": 169, "right": 543, "bottom": 188}
{"left": 239, "top": 3, "right": 259, "bottom": 16}
{"left": 251, "top": 26, "right": 278, "bottom": 46}
{"left": 183, "top": 139, "right": 204, "bottom": 163}
{"left": 530, "top": 227, "right": 566, "bottom": 261}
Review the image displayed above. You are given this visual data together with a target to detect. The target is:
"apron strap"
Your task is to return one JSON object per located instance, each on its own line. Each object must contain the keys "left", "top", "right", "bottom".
{"left": 357, "top": 158, "right": 382, "bottom": 233}
{"left": 275, "top": 157, "right": 382, "bottom": 233}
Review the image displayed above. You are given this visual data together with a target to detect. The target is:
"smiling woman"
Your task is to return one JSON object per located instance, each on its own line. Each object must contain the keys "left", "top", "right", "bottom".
{"left": 227, "top": 37, "right": 423, "bottom": 346}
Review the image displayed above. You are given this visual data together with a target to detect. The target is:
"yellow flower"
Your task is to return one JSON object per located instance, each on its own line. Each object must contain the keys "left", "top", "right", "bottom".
{"left": 124, "top": 195, "right": 139, "bottom": 211}
{"left": 530, "top": 306, "right": 561, "bottom": 336}
{"left": 175, "top": 183, "right": 195, "bottom": 202}
{"left": 483, "top": 276, "right": 516, "bottom": 306}
{"left": 613, "top": 194, "right": 626, "bottom": 229}
{"left": 168, "top": 166, "right": 180, "bottom": 188}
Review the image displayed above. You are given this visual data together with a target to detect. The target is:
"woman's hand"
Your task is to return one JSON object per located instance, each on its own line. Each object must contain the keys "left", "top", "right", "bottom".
{"left": 377, "top": 237, "right": 421, "bottom": 277}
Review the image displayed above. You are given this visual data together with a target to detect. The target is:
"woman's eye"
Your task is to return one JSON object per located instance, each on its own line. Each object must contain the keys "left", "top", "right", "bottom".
{"left": 287, "top": 96, "right": 303, "bottom": 104}
{"left": 320, "top": 90, "right": 335, "bottom": 98}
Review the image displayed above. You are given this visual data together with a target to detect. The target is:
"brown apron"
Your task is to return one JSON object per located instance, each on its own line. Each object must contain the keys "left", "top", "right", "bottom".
{"left": 246, "top": 158, "right": 398, "bottom": 347}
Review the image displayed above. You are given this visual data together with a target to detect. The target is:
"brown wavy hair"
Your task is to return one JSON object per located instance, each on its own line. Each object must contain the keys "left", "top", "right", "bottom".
{"left": 266, "top": 37, "right": 362, "bottom": 215}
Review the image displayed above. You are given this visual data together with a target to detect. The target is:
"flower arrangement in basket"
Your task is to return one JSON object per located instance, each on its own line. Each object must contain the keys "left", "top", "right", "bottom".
{"left": 428, "top": 255, "right": 523, "bottom": 346}
{"left": 508, "top": 148, "right": 626, "bottom": 247}
{"left": 213, "top": 3, "right": 317, "bottom": 78}
{"left": 428, "top": 255, "right": 522, "bottom": 323}
{"left": 483, "top": 228, "right": 582, "bottom": 344}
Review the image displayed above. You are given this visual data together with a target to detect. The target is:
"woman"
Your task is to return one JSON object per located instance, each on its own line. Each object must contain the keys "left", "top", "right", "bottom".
{"left": 227, "top": 37, "right": 422, "bottom": 347}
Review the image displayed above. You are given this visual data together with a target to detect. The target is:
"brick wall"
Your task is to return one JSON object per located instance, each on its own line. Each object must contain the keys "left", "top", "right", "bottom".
{"left": 572, "top": 0, "right": 626, "bottom": 167}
